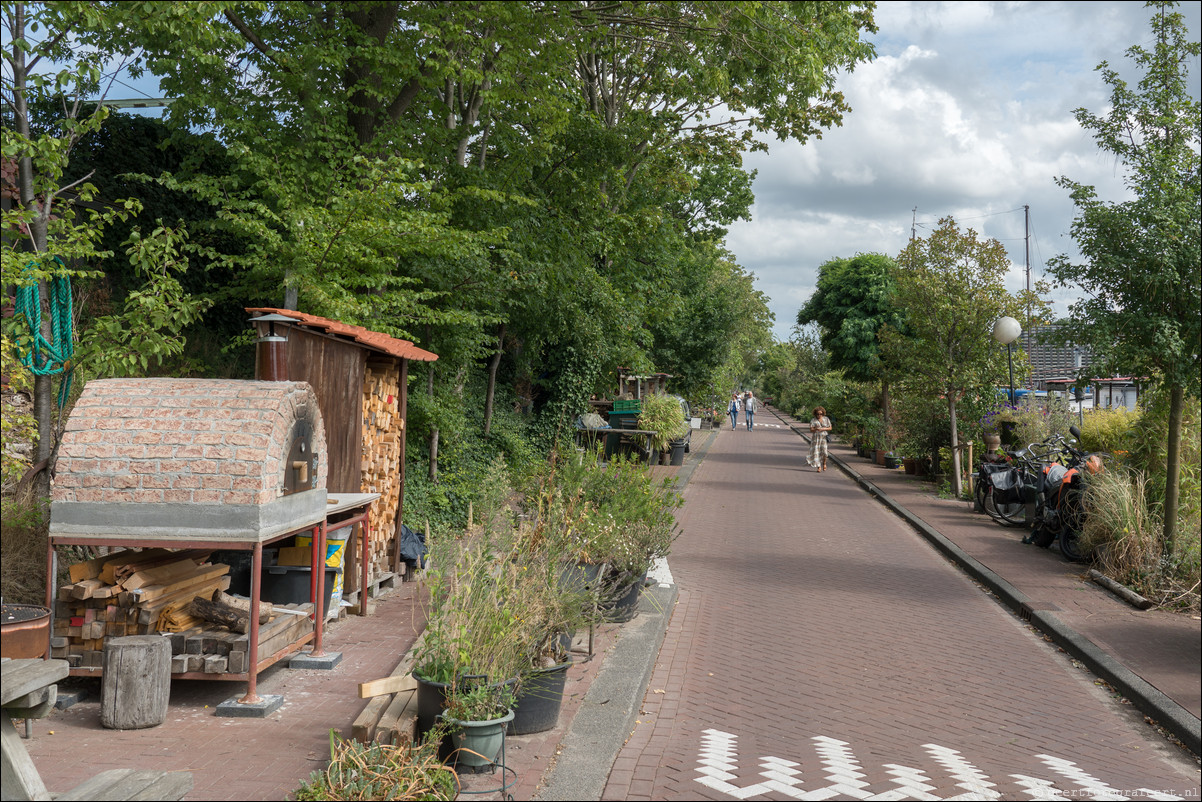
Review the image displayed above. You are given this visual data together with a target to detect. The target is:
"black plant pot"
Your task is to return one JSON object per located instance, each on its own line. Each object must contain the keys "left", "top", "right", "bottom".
{"left": 509, "top": 658, "right": 573, "bottom": 735}
{"left": 601, "top": 578, "right": 643, "bottom": 623}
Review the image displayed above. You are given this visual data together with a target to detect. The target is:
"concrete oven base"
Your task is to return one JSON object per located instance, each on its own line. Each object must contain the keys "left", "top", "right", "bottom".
{"left": 287, "top": 650, "right": 343, "bottom": 671}
{"left": 214, "top": 694, "right": 284, "bottom": 718}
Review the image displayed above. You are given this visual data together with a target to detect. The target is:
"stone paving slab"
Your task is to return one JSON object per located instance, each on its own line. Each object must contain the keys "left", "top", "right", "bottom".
{"left": 603, "top": 407, "right": 1200, "bottom": 801}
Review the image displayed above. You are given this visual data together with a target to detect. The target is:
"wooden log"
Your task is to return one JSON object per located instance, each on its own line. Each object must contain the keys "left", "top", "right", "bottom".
{"left": 187, "top": 597, "right": 251, "bottom": 634}
{"left": 213, "top": 591, "right": 272, "bottom": 624}
{"left": 101, "top": 636, "right": 171, "bottom": 729}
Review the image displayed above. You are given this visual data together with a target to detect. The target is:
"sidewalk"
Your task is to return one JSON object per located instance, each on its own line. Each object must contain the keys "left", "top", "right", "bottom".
{"left": 768, "top": 404, "right": 1201, "bottom": 754}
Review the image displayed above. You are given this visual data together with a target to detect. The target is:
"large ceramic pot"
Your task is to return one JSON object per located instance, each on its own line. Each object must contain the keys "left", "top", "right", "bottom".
{"left": 999, "top": 421, "right": 1018, "bottom": 446}
{"left": 983, "top": 433, "right": 1002, "bottom": 452}
{"left": 510, "top": 658, "right": 572, "bottom": 735}
{"left": 440, "top": 709, "right": 514, "bottom": 768}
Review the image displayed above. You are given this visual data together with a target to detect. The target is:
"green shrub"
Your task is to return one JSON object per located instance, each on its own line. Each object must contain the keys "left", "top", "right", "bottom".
{"left": 293, "top": 729, "right": 457, "bottom": 801}
{"left": 1076, "top": 408, "right": 1136, "bottom": 456}
{"left": 1081, "top": 468, "right": 1199, "bottom": 613}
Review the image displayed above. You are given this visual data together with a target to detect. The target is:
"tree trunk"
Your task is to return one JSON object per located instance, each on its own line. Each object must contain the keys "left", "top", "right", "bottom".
{"left": 948, "top": 393, "right": 962, "bottom": 499}
{"left": 13, "top": 13, "right": 55, "bottom": 502}
{"left": 483, "top": 323, "right": 505, "bottom": 437}
{"left": 187, "top": 596, "right": 252, "bottom": 634}
{"left": 881, "top": 377, "right": 891, "bottom": 428}
{"left": 1162, "top": 382, "right": 1184, "bottom": 555}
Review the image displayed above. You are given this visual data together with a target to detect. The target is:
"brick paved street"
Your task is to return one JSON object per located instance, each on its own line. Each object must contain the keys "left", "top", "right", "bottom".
{"left": 604, "top": 408, "right": 1200, "bottom": 801}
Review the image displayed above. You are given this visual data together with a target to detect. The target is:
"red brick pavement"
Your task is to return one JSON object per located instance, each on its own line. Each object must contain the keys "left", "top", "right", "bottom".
{"left": 822, "top": 433, "right": 1201, "bottom": 721}
{"left": 604, "top": 409, "right": 1200, "bottom": 801}
{"left": 24, "top": 587, "right": 429, "bottom": 801}
{"left": 23, "top": 566, "right": 627, "bottom": 801}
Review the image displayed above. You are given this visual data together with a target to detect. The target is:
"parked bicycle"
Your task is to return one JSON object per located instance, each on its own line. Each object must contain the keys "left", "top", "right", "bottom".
{"left": 975, "top": 436, "right": 1067, "bottom": 528}
{"left": 1023, "top": 425, "right": 1106, "bottom": 562}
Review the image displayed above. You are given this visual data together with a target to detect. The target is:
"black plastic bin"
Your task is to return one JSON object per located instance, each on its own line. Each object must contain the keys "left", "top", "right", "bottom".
{"left": 211, "top": 549, "right": 278, "bottom": 597}
{"left": 260, "top": 565, "right": 336, "bottom": 617}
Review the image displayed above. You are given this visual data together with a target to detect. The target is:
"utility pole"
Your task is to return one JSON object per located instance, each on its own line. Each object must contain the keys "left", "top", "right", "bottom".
{"left": 1024, "top": 204, "right": 1032, "bottom": 391}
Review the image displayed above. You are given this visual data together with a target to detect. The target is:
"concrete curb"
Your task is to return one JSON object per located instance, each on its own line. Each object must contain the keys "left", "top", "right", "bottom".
{"left": 535, "top": 583, "right": 678, "bottom": 800}
{"left": 771, "top": 407, "right": 1201, "bottom": 757}
{"left": 534, "top": 427, "right": 714, "bottom": 798}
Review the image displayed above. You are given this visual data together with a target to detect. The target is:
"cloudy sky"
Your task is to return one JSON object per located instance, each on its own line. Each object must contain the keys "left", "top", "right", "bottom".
{"left": 727, "top": 1, "right": 1202, "bottom": 342}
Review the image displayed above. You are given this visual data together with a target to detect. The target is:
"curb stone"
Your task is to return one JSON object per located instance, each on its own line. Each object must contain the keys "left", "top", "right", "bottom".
{"left": 532, "top": 429, "right": 713, "bottom": 798}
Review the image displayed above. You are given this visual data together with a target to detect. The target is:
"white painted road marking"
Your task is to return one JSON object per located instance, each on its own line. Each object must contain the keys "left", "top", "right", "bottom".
{"left": 695, "top": 730, "right": 1185, "bottom": 801}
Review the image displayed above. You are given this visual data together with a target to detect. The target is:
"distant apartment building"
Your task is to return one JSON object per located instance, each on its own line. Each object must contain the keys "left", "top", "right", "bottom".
{"left": 1025, "top": 323, "right": 1092, "bottom": 383}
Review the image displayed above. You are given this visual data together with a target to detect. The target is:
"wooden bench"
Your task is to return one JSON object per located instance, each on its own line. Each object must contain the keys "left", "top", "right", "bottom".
{"left": 2, "top": 658, "right": 192, "bottom": 801}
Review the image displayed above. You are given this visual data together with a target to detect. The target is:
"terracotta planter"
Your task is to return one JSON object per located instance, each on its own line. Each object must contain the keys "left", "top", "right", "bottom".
{"left": 874, "top": 449, "right": 886, "bottom": 466}
{"left": 903, "top": 458, "right": 917, "bottom": 475}
{"left": 983, "top": 433, "right": 1002, "bottom": 452}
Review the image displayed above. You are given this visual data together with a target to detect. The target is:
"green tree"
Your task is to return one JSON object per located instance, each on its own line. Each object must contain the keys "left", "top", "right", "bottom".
{"left": 798, "top": 252, "right": 903, "bottom": 425}
{"left": 1046, "top": 1, "right": 1200, "bottom": 552}
{"left": 881, "top": 218, "right": 1030, "bottom": 498}
{"left": 2, "top": 1, "right": 209, "bottom": 498}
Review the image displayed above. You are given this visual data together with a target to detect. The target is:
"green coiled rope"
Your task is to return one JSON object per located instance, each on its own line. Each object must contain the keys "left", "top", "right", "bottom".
{"left": 13, "top": 256, "right": 75, "bottom": 408}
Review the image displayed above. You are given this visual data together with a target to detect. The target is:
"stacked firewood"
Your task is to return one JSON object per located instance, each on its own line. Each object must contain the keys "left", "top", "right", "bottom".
{"left": 361, "top": 360, "right": 402, "bottom": 577}
{"left": 53, "top": 549, "right": 229, "bottom": 666}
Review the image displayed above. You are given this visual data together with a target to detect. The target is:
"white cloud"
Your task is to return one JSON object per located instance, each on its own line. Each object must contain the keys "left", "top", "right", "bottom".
{"left": 729, "top": 0, "right": 1200, "bottom": 340}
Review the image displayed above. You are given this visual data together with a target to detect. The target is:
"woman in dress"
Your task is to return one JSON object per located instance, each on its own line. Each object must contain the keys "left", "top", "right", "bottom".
{"left": 807, "top": 406, "right": 832, "bottom": 472}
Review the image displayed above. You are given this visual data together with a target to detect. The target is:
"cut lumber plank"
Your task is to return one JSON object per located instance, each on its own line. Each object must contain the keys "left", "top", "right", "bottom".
{"left": 128, "top": 564, "right": 229, "bottom": 603}
{"left": 121, "top": 558, "right": 205, "bottom": 591}
{"left": 359, "top": 672, "right": 417, "bottom": 699}
{"left": 373, "top": 685, "right": 418, "bottom": 746}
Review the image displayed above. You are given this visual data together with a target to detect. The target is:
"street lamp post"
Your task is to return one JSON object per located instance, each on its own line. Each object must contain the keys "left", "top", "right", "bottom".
{"left": 992, "top": 316, "right": 1022, "bottom": 406}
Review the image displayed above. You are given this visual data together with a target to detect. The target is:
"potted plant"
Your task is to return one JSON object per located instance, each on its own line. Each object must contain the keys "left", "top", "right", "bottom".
{"left": 439, "top": 681, "right": 516, "bottom": 769}
{"left": 637, "top": 393, "right": 687, "bottom": 465}
{"left": 412, "top": 538, "right": 533, "bottom": 747}
{"left": 502, "top": 519, "right": 592, "bottom": 736}
{"left": 535, "top": 451, "right": 679, "bottom": 622}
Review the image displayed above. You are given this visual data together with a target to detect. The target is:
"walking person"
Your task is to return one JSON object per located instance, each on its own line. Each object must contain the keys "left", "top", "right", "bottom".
{"left": 727, "top": 393, "right": 741, "bottom": 430}
{"left": 744, "top": 391, "right": 757, "bottom": 430}
{"left": 807, "top": 406, "right": 832, "bottom": 471}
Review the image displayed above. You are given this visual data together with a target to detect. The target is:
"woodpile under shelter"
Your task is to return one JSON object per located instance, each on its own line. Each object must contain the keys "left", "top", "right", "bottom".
{"left": 246, "top": 308, "right": 438, "bottom": 600}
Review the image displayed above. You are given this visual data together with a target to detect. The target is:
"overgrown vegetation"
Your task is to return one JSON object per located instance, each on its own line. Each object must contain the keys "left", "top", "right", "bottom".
{"left": 293, "top": 729, "right": 457, "bottom": 801}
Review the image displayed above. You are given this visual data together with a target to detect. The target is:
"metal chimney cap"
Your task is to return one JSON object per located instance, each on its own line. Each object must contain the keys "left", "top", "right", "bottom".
{"left": 249, "top": 313, "right": 294, "bottom": 324}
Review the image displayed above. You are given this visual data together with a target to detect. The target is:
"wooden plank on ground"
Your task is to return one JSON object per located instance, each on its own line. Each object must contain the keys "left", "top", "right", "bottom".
{"left": 359, "top": 671, "right": 417, "bottom": 699}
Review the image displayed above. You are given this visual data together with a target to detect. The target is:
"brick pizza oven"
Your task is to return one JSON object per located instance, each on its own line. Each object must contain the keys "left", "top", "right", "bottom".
{"left": 50, "top": 379, "right": 329, "bottom": 543}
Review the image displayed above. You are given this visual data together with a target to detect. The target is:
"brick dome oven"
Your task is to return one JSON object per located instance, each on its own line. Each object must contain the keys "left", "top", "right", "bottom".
{"left": 50, "top": 379, "right": 328, "bottom": 543}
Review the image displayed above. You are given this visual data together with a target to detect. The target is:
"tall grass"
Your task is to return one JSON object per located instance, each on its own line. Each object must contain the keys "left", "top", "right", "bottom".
{"left": 1082, "top": 469, "right": 1200, "bottom": 613}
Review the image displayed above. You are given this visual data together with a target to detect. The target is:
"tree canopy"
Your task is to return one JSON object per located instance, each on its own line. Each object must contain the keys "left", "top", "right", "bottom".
{"left": 881, "top": 217, "right": 1030, "bottom": 497}
{"left": 1046, "top": 0, "right": 1200, "bottom": 550}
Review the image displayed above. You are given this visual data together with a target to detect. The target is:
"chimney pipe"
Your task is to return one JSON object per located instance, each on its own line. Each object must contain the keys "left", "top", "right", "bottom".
{"left": 251, "top": 314, "right": 292, "bottom": 381}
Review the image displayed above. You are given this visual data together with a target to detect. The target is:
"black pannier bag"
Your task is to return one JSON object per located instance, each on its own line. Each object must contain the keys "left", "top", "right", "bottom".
{"left": 987, "top": 465, "right": 1024, "bottom": 505}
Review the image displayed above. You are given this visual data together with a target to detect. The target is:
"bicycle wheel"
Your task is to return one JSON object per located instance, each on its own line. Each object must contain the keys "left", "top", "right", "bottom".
{"left": 993, "top": 498, "right": 1028, "bottom": 527}
{"left": 1059, "top": 528, "right": 1091, "bottom": 563}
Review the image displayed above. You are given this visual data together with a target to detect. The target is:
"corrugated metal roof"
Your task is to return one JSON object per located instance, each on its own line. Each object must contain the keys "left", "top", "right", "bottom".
{"left": 246, "top": 308, "right": 438, "bottom": 362}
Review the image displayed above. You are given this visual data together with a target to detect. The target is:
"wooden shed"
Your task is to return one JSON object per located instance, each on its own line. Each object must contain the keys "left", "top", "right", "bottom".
{"left": 246, "top": 308, "right": 437, "bottom": 595}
